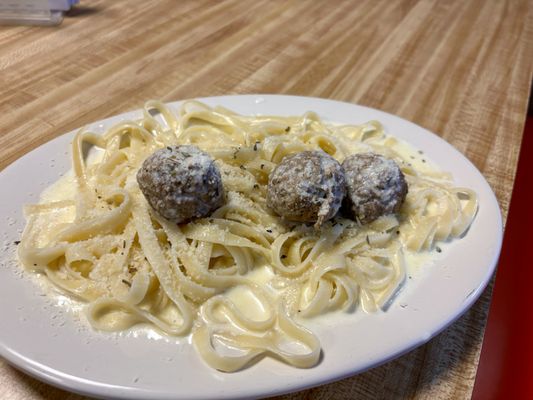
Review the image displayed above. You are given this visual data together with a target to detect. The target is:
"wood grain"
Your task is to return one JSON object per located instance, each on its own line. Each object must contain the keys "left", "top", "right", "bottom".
{"left": 0, "top": 0, "right": 531, "bottom": 399}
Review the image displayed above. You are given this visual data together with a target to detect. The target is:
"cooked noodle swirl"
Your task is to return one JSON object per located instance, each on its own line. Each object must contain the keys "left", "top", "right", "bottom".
{"left": 18, "top": 100, "right": 477, "bottom": 372}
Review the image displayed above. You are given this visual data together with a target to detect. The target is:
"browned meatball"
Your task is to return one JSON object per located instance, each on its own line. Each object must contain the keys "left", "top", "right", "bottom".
{"left": 136, "top": 145, "right": 224, "bottom": 223}
{"left": 342, "top": 153, "right": 407, "bottom": 224}
{"left": 266, "top": 151, "right": 346, "bottom": 228}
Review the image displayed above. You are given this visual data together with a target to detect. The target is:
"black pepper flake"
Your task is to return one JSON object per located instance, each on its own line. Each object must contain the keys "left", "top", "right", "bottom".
{"left": 33, "top": 263, "right": 37, "bottom": 266}
{"left": 97, "top": 196, "right": 102, "bottom": 199}
{"left": 166, "top": 146, "right": 172, "bottom": 151}
{"left": 260, "top": 164, "right": 265, "bottom": 169}
{"left": 281, "top": 255, "right": 287, "bottom": 259}
{"left": 233, "top": 148, "right": 240, "bottom": 159}
{"left": 122, "top": 279, "right": 132, "bottom": 287}
{"left": 253, "top": 184, "right": 259, "bottom": 189}
{"left": 285, "top": 126, "right": 291, "bottom": 132}
{"left": 209, "top": 219, "right": 214, "bottom": 223}
{"left": 128, "top": 266, "right": 137, "bottom": 274}
{"left": 122, "top": 240, "right": 126, "bottom": 248}
{"left": 297, "top": 309, "right": 301, "bottom": 313}
{"left": 240, "top": 165, "right": 246, "bottom": 170}
{"left": 253, "top": 141, "right": 260, "bottom": 151}
{"left": 418, "top": 150, "right": 423, "bottom": 154}
{"left": 266, "top": 229, "right": 273, "bottom": 233}
{"left": 14, "top": 240, "right": 20, "bottom": 245}
{"left": 120, "top": 252, "right": 124, "bottom": 256}
{"left": 436, "top": 246, "right": 442, "bottom": 253}
{"left": 408, "top": 275, "right": 412, "bottom": 279}
{"left": 422, "top": 159, "right": 426, "bottom": 163}
{"left": 396, "top": 230, "right": 400, "bottom": 235}
{"left": 366, "top": 235, "right": 370, "bottom": 245}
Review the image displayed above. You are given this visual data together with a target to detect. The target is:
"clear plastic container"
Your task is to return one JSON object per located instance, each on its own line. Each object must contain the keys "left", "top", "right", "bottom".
{"left": 0, "top": 0, "right": 78, "bottom": 26}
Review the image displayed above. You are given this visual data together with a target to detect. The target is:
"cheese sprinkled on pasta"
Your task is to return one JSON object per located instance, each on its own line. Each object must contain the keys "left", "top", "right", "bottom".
{"left": 18, "top": 100, "right": 477, "bottom": 372}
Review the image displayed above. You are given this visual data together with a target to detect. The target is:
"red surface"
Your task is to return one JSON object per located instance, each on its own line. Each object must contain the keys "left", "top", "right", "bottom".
{"left": 472, "top": 116, "right": 533, "bottom": 399}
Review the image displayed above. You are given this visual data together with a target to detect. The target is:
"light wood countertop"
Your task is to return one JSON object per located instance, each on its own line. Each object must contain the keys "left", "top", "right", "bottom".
{"left": 0, "top": 1, "right": 531, "bottom": 399}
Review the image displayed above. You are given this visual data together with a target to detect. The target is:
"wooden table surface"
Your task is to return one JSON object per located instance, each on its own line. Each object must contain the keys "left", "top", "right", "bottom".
{"left": 0, "top": 1, "right": 531, "bottom": 399}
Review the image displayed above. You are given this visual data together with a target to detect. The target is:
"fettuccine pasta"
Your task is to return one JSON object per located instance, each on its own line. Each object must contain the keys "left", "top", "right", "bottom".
{"left": 18, "top": 100, "right": 477, "bottom": 372}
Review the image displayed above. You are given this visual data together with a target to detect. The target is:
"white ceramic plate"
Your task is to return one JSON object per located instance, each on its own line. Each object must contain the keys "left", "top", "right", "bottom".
{"left": 0, "top": 95, "right": 502, "bottom": 400}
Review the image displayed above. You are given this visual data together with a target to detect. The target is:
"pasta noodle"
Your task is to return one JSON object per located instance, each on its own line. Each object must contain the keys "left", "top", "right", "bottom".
{"left": 18, "top": 100, "right": 478, "bottom": 372}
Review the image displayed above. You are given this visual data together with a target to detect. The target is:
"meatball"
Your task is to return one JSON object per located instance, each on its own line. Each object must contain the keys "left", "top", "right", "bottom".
{"left": 267, "top": 151, "right": 346, "bottom": 228}
{"left": 136, "top": 145, "right": 224, "bottom": 223}
{"left": 342, "top": 152, "right": 407, "bottom": 224}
